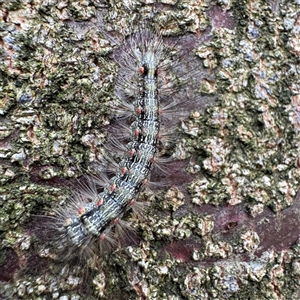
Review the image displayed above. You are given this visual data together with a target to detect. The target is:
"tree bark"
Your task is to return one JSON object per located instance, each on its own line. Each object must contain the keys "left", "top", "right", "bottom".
{"left": 1, "top": 0, "right": 300, "bottom": 299}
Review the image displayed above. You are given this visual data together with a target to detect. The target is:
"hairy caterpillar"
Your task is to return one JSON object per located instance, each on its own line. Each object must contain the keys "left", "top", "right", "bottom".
{"left": 46, "top": 30, "right": 164, "bottom": 260}
{"left": 47, "top": 25, "right": 208, "bottom": 263}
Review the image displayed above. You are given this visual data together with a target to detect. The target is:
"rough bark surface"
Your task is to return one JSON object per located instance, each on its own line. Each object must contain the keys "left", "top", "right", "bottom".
{"left": 1, "top": 0, "right": 300, "bottom": 299}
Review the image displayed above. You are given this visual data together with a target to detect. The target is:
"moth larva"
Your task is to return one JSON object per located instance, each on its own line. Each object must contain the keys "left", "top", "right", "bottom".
{"left": 50, "top": 30, "right": 165, "bottom": 260}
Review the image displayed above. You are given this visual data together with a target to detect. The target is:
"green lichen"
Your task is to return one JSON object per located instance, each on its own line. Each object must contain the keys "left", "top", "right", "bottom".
{"left": 185, "top": 3, "right": 300, "bottom": 212}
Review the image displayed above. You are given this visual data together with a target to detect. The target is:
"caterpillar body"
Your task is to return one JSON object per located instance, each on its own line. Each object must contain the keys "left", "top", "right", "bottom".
{"left": 52, "top": 30, "right": 166, "bottom": 259}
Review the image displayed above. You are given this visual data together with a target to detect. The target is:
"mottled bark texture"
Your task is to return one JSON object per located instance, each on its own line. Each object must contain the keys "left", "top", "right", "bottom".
{"left": 1, "top": 0, "right": 300, "bottom": 299}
